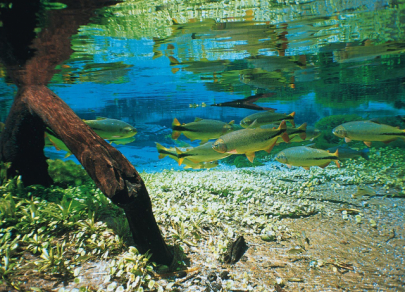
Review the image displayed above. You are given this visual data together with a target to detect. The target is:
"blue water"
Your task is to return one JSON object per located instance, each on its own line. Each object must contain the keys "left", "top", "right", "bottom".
{"left": 1, "top": 0, "right": 405, "bottom": 172}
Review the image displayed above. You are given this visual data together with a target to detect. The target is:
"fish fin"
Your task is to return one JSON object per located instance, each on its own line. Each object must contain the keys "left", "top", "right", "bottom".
{"left": 158, "top": 154, "right": 166, "bottom": 159}
{"left": 249, "top": 120, "right": 259, "bottom": 128}
{"left": 171, "top": 68, "right": 180, "bottom": 74}
{"left": 172, "top": 118, "right": 181, "bottom": 127}
{"left": 64, "top": 153, "right": 72, "bottom": 158}
{"left": 194, "top": 117, "right": 203, "bottom": 122}
{"left": 298, "top": 123, "right": 307, "bottom": 140}
{"left": 281, "top": 132, "right": 290, "bottom": 143}
{"left": 306, "top": 143, "right": 316, "bottom": 148}
{"left": 303, "top": 166, "right": 310, "bottom": 170}
{"left": 168, "top": 56, "right": 180, "bottom": 65}
{"left": 199, "top": 139, "right": 208, "bottom": 145}
{"left": 318, "top": 162, "right": 330, "bottom": 168}
{"left": 334, "top": 149, "right": 339, "bottom": 158}
{"left": 246, "top": 152, "right": 255, "bottom": 163}
{"left": 344, "top": 137, "right": 352, "bottom": 143}
{"left": 364, "top": 141, "right": 372, "bottom": 147}
{"left": 228, "top": 120, "right": 235, "bottom": 125}
{"left": 228, "top": 149, "right": 238, "bottom": 154}
{"left": 289, "top": 111, "right": 296, "bottom": 117}
{"left": 47, "top": 137, "right": 61, "bottom": 151}
{"left": 95, "top": 117, "right": 107, "bottom": 120}
{"left": 265, "top": 141, "right": 277, "bottom": 153}
{"left": 171, "top": 131, "right": 181, "bottom": 140}
{"left": 177, "top": 157, "right": 184, "bottom": 166}
{"left": 175, "top": 147, "right": 183, "bottom": 155}
{"left": 361, "top": 148, "right": 370, "bottom": 160}
{"left": 286, "top": 164, "right": 292, "bottom": 168}
{"left": 278, "top": 120, "right": 287, "bottom": 130}
{"left": 334, "top": 160, "right": 341, "bottom": 168}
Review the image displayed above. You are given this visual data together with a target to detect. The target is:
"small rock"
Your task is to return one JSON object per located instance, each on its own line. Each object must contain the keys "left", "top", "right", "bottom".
{"left": 207, "top": 272, "right": 217, "bottom": 282}
{"left": 219, "top": 271, "right": 230, "bottom": 280}
{"left": 176, "top": 271, "right": 187, "bottom": 278}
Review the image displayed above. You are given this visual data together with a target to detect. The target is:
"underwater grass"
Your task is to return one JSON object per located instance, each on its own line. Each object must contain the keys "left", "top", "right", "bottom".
{"left": 0, "top": 147, "right": 404, "bottom": 291}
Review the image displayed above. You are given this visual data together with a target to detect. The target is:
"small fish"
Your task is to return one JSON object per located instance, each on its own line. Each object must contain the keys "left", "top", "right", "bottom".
{"left": 212, "top": 121, "right": 289, "bottom": 163}
{"left": 332, "top": 120, "right": 405, "bottom": 147}
{"left": 84, "top": 117, "right": 137, "bottom": 141}
{"left": 176, "top": 142, "right": 231, "bottom": 165}
{"left": 327, "top": 145, "right": 369, "bottom": 160}
{"left": 183, "top": 160, "right": 219, "bottom": 170}
{"left": 44, "top": 132, "right": 72, "bottom": 157}
{"left": 172, "top": 118, "right": 235, "bottom": 144}
{"left": 275, "top": 146, "right": 340, "bottom": 170}
{"left": 109, "top": 136, "right": 136, "bottom": 145}
{"left": 289, "top": 126, "right": 321, "bottom": 142}
{"left": 262, "top": 123, "right": 307, "bottom": 143}
{"left": 240, "top": 111, "right": 296, "bottom": 128}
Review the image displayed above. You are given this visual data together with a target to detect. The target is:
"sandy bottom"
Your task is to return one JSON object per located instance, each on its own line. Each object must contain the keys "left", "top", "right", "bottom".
{"left": 4, "top": 148, "right": 405, "bottom": 291}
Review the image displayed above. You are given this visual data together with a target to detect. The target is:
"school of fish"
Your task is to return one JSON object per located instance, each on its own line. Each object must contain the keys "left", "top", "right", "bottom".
{"left": 41, "top": 109, "right": 404, "bottom": 171}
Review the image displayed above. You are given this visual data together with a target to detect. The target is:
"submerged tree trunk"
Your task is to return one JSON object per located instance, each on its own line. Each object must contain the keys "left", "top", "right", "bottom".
{"left": 0, "top": 0, "right": 173, "bottom": 265}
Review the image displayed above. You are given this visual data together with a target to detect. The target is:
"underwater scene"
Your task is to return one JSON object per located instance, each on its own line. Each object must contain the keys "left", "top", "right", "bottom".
{"left": 1, "top": 0, "right": 405, "bottom": 291}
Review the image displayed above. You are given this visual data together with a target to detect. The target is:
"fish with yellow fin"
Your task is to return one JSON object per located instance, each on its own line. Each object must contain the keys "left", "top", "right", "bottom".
{"left": 212, "top": 121, "right": 289, "bottom": 163}
{"left": 275, "top": 146, "right": 340, "bottom": 170}
{"left": 332, "top": 120, "right": 405, "bottom": 147}
{"left": 175, "top": 142, "right": 231, "bottom": 165}
{"left": 84, "top": 117, "right": 137, "bottom": 141}
{"left": 155, "top": 143, "right": 220, "bottom": 169}
{"left": 172, "top": 118, "right": 235, "bottom": 144}
{"left": 240, "top": 111, "right": 296, "bottom": 128}
{"left": 261, "top": 123, "right": 307, "bottom": 143}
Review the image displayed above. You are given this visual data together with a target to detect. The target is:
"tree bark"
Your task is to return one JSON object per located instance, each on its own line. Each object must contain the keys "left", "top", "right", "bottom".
{"left": 0, "top": 0, "right": 173, "bottom": 265}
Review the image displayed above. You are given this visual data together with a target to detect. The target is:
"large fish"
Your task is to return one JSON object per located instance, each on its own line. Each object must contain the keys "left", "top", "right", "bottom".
{"left": 212, "top": 121, "right": 289, "bottom": 163}
{"left": 172, "top": 118, "right": 235, "bottom": 144}
{"left": 84, "top": 117, "right": 137, "bottom": 141}
{"left": 332, "top": 120, "right": 405, "bottom": 146}
{"left": 326, "top": 145, "right": 369, "bottom": 160}
{"left": 240, "top": 111, "right": 296, "bottom": 128}
{"left": 275, "top": 146, "right": 340, "bottom": 170}
{"left": 175, "top": 142, "right": 231, "bottom": 165}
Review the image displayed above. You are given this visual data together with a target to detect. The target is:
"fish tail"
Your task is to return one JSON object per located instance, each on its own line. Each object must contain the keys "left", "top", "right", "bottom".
{"left": 333, "top": 149, "right": 339, "bottom": 158}
{"left": 171, "top": 118, "right": 182, "bottom": 139}
{"left": 288, "top": 112, "right": 296, "bottom": 127}
{"left": 360, "top": 148, "right": 370, "bottom": 160}
{"left": 298, "top": 123, "right": 307, "bottom": 140}
{"left": 172, "top": 118, "right": 181, "bottom": 127}
{"left": 175, "top": 147, "right": 184, "bottom": 165}
{"left": 278, "top": 120, "right": 287, "bottom": 130}
{"left": 281, "top": 131, "right": 289, "bottom": 143}
{"left": 155, "top": 142, "right": 167, "bottom": 159}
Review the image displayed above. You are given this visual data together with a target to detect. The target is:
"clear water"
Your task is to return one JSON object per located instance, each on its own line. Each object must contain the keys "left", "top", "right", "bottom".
{"left": 1, "top": 0, "right": 405, "bottom": 173}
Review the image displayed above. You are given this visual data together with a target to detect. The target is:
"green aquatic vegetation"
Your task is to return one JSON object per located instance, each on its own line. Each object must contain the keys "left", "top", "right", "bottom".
{"left": 48, "top": 159, "right": 92, "bottom": 188}
{"left": 35, "top": 241, "right": 73, "bottom": 277}
{"left": 108, "top": 247, "right": 158, "bottom": 291}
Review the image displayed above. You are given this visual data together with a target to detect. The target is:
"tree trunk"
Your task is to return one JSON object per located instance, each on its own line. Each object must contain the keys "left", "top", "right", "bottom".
{"left": 0, "top": 0, "right": 173, "bottom": 265}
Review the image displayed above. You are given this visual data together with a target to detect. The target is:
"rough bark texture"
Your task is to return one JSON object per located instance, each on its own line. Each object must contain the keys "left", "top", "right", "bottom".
{"left": 0, "top": 0, "right": 173, "bottom": 265}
